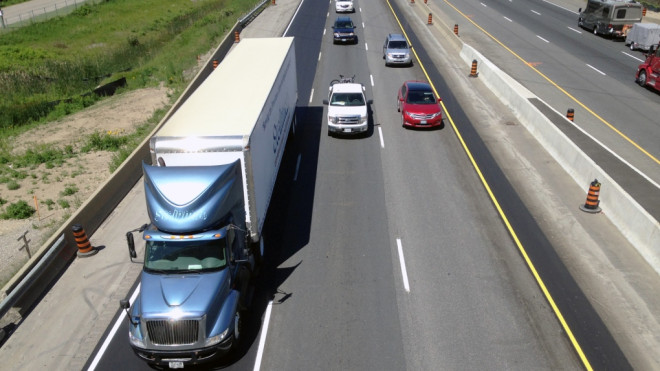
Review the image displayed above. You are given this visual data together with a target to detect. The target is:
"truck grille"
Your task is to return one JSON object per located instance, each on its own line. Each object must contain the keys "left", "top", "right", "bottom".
{"left": 146, "top": 319, "right": 199, "bottom": 345}
{"left": 337, "top": 115, "right": 361, "bottom": 125}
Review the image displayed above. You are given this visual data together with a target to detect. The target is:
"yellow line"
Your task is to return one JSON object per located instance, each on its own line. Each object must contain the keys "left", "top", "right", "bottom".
{"left": 443, "top": 0, "right": 659, "bottom": 166}
{"left": 384, "top": 0, "right": 594, "bottom": 370}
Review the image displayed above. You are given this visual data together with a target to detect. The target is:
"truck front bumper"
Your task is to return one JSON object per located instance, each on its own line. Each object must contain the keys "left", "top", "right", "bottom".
{"left": 130, "top": 336, "right": 234, "bottom": 367}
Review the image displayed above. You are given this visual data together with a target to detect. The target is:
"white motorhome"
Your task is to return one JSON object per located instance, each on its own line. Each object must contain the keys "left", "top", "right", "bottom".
{"left": 578, "top": 0, "right": 643, "bottom": 38}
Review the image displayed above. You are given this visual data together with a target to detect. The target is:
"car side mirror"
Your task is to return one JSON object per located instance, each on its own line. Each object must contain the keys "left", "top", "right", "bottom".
{"left": 323, "top": 99, "right": 329, "bottom": 105}
{"left": 367, "top": 99, "right": 374, "bottom": 105}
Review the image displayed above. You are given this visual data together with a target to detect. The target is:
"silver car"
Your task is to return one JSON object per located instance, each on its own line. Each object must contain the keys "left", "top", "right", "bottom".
{"left": 383, "top": 33, "right": 412, "bottom": 67}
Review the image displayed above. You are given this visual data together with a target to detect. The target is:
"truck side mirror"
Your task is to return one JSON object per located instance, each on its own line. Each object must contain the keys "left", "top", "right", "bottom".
{"left": 367, "top": 99, "right": 374, "bottom": 105}
{"left": 120, "top": 299, "right": 139, "bottom": 326}
{"left": 126, "top": 232, "right": 137, "bottom": 260}
{"left": 322, "top": 99, "right": 329, "bottom": 105}
{"left": 578, "top": 7, "right": 581, "bottom": 13}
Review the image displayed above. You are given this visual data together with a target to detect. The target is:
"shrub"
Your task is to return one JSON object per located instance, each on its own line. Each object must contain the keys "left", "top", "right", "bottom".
{"left": 60, "top": 185, "right": 78, "bottom": 196}
{"left": 7, "top": 180, "right": 20, "bottom": 190}
{"left": 2, "top": 200, "right": 36, "bottom": 219}
{"left": 57, "top": 199, "right": 70, "bottom": 209}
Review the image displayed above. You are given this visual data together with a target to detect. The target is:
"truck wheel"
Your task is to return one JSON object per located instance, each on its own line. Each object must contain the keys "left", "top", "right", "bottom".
{"left": 593, "top": 26, "right": 598, "bottom": 35}
{"left": 637, "top": 70, "right": 647, "bottom": 86}
{"left": 629, "top": 43, "right": 635, "bottom": 51}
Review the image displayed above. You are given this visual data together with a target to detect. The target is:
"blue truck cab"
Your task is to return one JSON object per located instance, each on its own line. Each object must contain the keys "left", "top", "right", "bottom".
{"left": 122, "top": 161, "right": 254, "bottom": 368}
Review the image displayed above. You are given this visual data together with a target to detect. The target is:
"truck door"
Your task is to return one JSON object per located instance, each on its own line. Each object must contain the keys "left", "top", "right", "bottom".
{"left": 652, "top": 47, "right": 660, "bottom": 89}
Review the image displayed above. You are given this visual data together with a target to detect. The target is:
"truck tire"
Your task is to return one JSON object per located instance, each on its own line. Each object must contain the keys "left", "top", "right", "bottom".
{"left": 637, "top": 70, "right": 647, "bottom": 87}
{"left": 593, "top": 26, "right": 598, "bottom": 35}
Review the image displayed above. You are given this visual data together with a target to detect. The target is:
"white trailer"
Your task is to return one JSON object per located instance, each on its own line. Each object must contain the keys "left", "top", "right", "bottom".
{"left": 149, "top": 37, "right": 298, "bottom": 244}
{"left": 626, "top": 23, "right": 660, "bottom": 51}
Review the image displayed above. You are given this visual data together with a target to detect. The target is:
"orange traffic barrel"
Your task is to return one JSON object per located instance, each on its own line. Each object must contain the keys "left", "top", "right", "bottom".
{"left": 234, "top": 30, "right": 240, "bottom": 43}
{"left": 213, "top": 59, "right": 219, "bottom": 69}
{"left": 428, "top": 13, "right": 433, "bottom": 25}
{"left": 579, "top": 179, "right": 602, "bottom": 213}
{"left": 567, "top": 108, "right": 574, "bottom": 121}
{"left": 454, "top": 24, "right": 459, "bottom": 35}
{"left": 470, "top": 59, "right": 478, "bottom": 77}
{"left": 73, "top": 224, "right": 97, "bottom": 257}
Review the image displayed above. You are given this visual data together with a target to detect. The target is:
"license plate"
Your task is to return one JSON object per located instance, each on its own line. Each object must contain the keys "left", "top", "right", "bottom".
{"left": 344, "top": 128, "right": 352, "bottom": 133}
{"left": 341, "top": 39, "right": 346, "bottom": 41}
{"left": 420, "top": 120, "right": 427, "bottom": 124}
{"left": 169, "top": 361, "right": 184, "bottom": 369}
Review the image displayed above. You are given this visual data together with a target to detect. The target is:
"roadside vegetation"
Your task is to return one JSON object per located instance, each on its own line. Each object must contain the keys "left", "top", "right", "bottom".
{"left": 0, "top": 0, "right": 260, "bottom": 220}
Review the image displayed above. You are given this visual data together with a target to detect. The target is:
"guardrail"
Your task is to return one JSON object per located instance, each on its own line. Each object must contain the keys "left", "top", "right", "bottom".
{"left": 0, "top": 0, "right": 270, "bottom": 325}
{"left": 0, "top": 0, "right": 97, "bottom": 29}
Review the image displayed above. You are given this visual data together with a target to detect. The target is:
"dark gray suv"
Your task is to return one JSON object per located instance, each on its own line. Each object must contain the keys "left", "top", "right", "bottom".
{"left": 383, "top": 33, "right": 412, "bottom": 67}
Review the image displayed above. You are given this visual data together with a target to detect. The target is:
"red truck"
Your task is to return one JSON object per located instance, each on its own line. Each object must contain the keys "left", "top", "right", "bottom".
{"left": 636, "top": 43, "right": 660, "bottom": 92}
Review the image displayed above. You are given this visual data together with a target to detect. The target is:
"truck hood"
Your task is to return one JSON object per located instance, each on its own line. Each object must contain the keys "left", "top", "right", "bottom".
{"left": 139, "top": 269, "right": 229, "bottom": 317}
{"left": 329, "top": 105, "right": 366, "bottom": 117}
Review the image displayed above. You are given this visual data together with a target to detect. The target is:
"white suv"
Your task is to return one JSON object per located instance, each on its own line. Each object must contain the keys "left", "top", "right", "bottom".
{"left": 323, "top": 79, "right": 372, "bottom": 136}
{"left": 335, "top": 0, "right": 354, "bottom": 13}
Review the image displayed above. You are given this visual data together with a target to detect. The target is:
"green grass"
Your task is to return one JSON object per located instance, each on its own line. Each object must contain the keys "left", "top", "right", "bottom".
{"left": 0, "top": 0, "right": 259, "bottom": 135}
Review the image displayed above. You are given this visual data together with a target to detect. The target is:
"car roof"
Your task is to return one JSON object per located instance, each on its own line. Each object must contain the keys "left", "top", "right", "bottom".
{"left": 331, "top": 83, "right": 363, "bottom": 93}
{"left": 336, "top": 16, "right": 353, "bottom": 22}
{"left": 405, "top": 81, "right": 432, "bottom": 91}
{"left": 388, "top": 33, "right": 406, "bottom": 41}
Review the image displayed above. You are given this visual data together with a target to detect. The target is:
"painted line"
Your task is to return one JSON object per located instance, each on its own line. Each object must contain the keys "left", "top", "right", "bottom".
{"left": 396, "top": 239, "right": 410, "bottom": 292}
{"left": 309, "top": 88, "right": 314, "bottom": 104}
{"left": 87, "top": 284, "right": 141, "bottom": 371}
{"left": 503, "top": 16, "right": 513, "bottom": 22}
{"left": 253, "top": 301, "right": 273, "bottom": 371}
{"left": 537, "top": 35, "right": 549, "bottom": 43}
{"left": 442, "top": 0, "right": 659, "bottom": 166}
{"left": 621, "top": 51, "right": 644, "bottom": 62}
{"left": 323, "top": 28, "right": 326, "bottom": 36}
{"left": 531, "top": 10, "right": 541, "bottom": 15}
{"left": 370, "top": 74, "right": 374, "bottom": 87}
{"left": 480, "top": 2, "right": 487, "bottom": 7}
{"left": 378, "top": 126, "right": 385, "bottom": 148}
{"left": 318, "top": 51, "right": 322, "bottom": 61}
{"left": 543, "top": 0, "right": 579, "bottom": 14}
{"left": 385, "top": 0, "right": 595, "bottom": 368}
{"left": 586, "top": 64, "right": 606, "bottom": 76}
{"left": 293, "top": 154, "right": 302, "bottom": 181}
{"left": 362, "top": 22, "right": 365, "bottom": 28}
{"left": 365, "top": 42, "right": 368, "bottom": 51}
{"left": 567, "top": 26, "right": 582, "bottom": 34}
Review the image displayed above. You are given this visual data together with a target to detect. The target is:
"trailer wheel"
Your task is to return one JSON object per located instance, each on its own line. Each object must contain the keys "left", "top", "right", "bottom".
{"left": 637, "top": 70, "right": 647, "bottom": 86}
{"left": 593, "top": 26, "right": 598, "bottom": 35}
{"left": 629, "top": 42, "right": 635, "bottom": 51}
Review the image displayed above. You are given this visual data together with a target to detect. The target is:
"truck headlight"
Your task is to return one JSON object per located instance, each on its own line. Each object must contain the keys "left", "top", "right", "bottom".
{"left": 128, "top": 327, "right": 146, "bottom": 348}
{"left": 360, "top": 115, "right": 367, "bottom": 124}
{"left": 205, "top": 328, "right": 229, "bottom": 347}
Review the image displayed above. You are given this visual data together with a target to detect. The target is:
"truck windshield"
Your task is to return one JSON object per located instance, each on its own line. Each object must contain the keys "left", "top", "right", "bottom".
{"left": 330, "top": 93, "right": 365, "bottom": 106}
{"left": 144, "top": 239, "right": 227, "bottom": 273}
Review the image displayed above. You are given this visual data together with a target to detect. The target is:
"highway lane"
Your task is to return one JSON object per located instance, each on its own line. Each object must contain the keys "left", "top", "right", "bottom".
{"left": 86, "top": 0, "right": 629, "bottom": 369}
{"left": 435, "top": 0, "right": 660, "bottom": 189}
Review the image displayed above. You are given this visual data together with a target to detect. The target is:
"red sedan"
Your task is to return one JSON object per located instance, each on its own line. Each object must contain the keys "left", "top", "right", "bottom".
{"left": 397, "top": 81, "right": 443, "bottom": 128}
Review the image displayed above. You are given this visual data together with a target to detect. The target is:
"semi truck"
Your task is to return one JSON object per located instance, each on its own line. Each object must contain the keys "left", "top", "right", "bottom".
{"left": 119, "top": 37, "right": 297, "bottom": 368}
{"left": 636, "top": 43, "right": 660, "bottom": 92}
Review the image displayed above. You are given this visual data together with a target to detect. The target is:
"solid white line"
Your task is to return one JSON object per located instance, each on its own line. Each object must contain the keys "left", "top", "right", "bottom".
{"left": 378, "top": 127, "right": 384, "bottom": 148}
{"left": 309, "top": 88, "right": 314, "bottom": 104}
{"left": 396, "top": 239, "right": 410, "bottom": 292}
{"left": 318, "top": 51, "right": 322, "bottom": 61}
{"left": 253, "top": 301, "right": 274, "bottom": 371}
{"left": 370, "top": 74, "right": 374, "bottom": 87}
{"left": 283, "top": 0, "right": 306, "bottom": 36}
{"left": 87, "top": 284, "right": 141, "bottom": 371}
{"left": 537, "top": 35, "right": 550, "bottom": 43}
{"left": 293, "top": 154, "right": 302, "bottom": 181}
{"left": 621, "top": 51, "right": 644, "bottom": 62}
{"left": 586, "top": 64, "right": 606, "bottom": 75}
{"left": 503, "top": 16, "right": 513, "bottom": 22}
{"left": 567, "top": 26, "right": 582, "bottom": 34}
{"left": 543, "top": 0, "right": 579, "bottom": 14}
{"left": 531, "top": 10, "right": 541, "bottom": 15}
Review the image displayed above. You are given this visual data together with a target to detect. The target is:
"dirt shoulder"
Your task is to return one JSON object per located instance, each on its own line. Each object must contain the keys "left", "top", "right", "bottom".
{"left": 0, "top": 85, "right": 170, "bottom": 287}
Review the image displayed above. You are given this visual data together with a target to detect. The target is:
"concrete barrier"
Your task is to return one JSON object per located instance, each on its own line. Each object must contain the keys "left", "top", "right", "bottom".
{"left": 459, "top": 44, "right": 660, "bottom": 274}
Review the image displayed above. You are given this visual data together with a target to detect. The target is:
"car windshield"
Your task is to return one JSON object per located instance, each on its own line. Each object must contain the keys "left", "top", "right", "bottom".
{"left": 144, "top": 238, "right": 227, "bottom": 273}
{"left": 335, "top": 21, "right": 354, "bottom": 28}
{"left": 330, "top": 92, "right": 365, "bottom": 106}
{"left": 388, "top": 41, "right": 408, "bottom": 49}
{"left": 406, "top": 90, "right": 436, "bottom": 104}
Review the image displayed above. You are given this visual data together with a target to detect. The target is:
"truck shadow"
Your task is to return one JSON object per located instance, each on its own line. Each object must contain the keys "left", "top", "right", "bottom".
{"left": 205, "top": 105, "right": 324, "bottom": 369}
